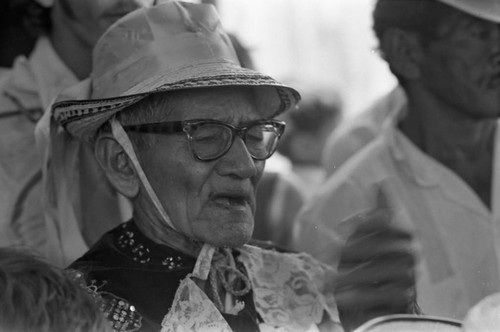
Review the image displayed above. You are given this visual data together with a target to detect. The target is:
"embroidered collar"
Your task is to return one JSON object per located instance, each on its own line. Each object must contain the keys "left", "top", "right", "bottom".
{"left": 115, "top": 221, "right": 196, "bottom": 268}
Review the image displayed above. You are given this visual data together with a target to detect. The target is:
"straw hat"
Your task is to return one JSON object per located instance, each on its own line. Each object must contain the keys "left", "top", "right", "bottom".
{"left": 52, "top": 1, "right": 300, "bottom": 143}
{"left": 438, "top": 0, "right": 500, "bottom": 23}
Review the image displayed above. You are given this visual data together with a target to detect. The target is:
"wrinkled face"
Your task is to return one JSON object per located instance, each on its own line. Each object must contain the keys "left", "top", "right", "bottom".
{"left": 418, "top": 12, "right": 500, "bottom": 119}
{"left": 56, "top": 0, "right": 154, "bottom": 47}
{"left": 136, "top": 87, "right": 267, "bottom": 247}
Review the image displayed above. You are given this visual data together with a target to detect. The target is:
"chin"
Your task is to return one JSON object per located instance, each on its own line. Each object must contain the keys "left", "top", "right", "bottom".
{"left": 195, "top": 213, "right": 254, "bottom": 247}
{"left": 206, "top": 228, "right": 253, "bottom": 248}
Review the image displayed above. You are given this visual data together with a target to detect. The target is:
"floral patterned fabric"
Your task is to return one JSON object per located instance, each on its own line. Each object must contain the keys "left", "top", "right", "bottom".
{"left": 161, "top": 243, "right": 338, "bottom": 331}
{"left": 162, "top": 276, "right": 232, "bottom": 332}
{"left": 238, "top": 246, "right": 337, "bottom": 331}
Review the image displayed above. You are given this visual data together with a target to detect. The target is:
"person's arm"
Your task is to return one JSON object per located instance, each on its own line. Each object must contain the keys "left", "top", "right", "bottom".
{"left": 333, "top": 190, "right": 418, "bottom": 332}
{"left": 291, "top": 175, "right": 372, "bottom": 267}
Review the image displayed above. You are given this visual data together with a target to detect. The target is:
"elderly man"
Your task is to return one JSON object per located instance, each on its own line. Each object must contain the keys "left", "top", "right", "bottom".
{"left": 294, "top": 0, "right": 500, "bottom": 323}
{"left": 47, "top": 2, "right": 351, "bottom": 331}
{"left": 52, "top": 1, "right": 418, "bottom": 331}
{"left": 52, "top": 2, "right": 419, "bottom": 330}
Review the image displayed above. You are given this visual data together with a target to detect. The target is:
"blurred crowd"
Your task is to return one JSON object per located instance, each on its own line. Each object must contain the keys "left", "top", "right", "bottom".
{"left": 0, "top": 0, "right": 499, "bottom": 331}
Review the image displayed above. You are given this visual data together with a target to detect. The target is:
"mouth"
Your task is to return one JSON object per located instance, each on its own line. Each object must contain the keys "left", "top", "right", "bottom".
{"left": 212, "top": 192, "right": 252, "bottom": 210}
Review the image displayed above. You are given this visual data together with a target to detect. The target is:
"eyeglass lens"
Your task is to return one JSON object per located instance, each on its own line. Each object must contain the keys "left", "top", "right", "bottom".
{"left": 188, "top": 122, "right": 280, "bottom": 161}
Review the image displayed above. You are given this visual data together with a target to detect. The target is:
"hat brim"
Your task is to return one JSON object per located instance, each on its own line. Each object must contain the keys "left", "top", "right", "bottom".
{"left": 438, "top": 0, "right": 500, "bottom": 23}
{"left": 53, "top": 63, "right": 300, "bottom": 143}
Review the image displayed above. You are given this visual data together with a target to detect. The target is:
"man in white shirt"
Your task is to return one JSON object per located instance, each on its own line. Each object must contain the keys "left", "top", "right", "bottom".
{"left": 0, "top": 0, "right": 154, "bottom": 266}
{"left": 293, "top": 0, "right": 500, "bottom": 323}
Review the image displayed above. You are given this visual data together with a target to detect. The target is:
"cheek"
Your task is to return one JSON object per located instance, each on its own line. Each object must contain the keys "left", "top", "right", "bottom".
{"left": 154, "top": 159, "right": 214, "bottom": 234}
{"left": 422, "top": 55, "right": 471, "bottom": 92}
{"left": 444, "top": 41, "right": 492, "bottom": 80}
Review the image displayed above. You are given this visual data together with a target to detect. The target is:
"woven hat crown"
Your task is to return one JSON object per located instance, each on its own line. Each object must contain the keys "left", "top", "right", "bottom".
{"left": 91, "top": 1, "right": 239, "bottom": 99}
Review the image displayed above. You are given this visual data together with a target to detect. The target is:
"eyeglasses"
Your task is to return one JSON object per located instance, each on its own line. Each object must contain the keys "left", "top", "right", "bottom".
{"left": 123, "top": 119, "right": 285, "bottom": 161}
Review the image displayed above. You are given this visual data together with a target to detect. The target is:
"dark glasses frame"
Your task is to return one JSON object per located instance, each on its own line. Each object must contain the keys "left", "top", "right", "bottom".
{"left": 123, "top": 119, "right": 285, "bottom": 161}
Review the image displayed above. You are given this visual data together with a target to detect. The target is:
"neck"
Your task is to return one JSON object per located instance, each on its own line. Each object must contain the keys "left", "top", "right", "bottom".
{"left": 48, "top": 7, "right": 92, "bottom": 80}
{"left": 133, "top": 198, "right": 202, "bottom": 258}
{"left": 399, "top": 87, "right": 497, "bottom": 162}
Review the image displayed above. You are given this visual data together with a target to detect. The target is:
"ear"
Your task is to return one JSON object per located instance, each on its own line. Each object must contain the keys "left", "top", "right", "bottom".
{"left": 94, "top": 133, "right": 140, "bottom": 199}
{"left": 381, "top": 28, "right": 423, "bottom": 80}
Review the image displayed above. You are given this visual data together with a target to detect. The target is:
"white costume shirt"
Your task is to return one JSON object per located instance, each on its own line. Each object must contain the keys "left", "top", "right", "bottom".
{"left": 293, "top": 106, "right": 500, "bottom": 320}
{"left": 0, "top": 37, "right": 78, "bottom": 255}
{"left": 321, "top": 86, "right": 406, "bottom": 176}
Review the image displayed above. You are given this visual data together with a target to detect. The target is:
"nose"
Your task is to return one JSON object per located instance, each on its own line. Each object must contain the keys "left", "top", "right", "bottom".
{"left": 216, "top": 137, "right": 260, "bottom": 179}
